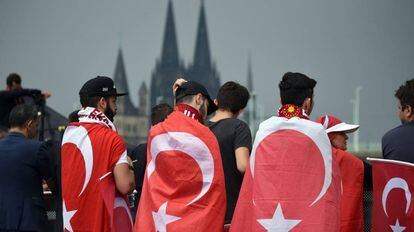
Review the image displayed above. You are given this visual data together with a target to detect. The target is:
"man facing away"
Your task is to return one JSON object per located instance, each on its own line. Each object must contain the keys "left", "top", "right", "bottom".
{"left": 205, "top": 81, "right": 252, "bottom": 224}
{"left": 61, "top": 76, "right": 135, "bottom": 231}
{"left": 382, "top": 79, "right": 414, "bottom": 163}
{"left": 0, "top": 104, "right": 53, "bottom": 232}
{"left": 134, "top": 81, "right": 226, "bottom": 232}
{"left": 230, "top": 72, "right": 341, "bottom": 231}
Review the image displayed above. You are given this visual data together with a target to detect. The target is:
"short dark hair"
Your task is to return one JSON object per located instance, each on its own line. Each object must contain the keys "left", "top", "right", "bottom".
{"left": 175, "top": 95, "right": 196, "bottom": 105}
{"left": 80, "top": 95, "right": 106, "bottom": 108}
{"left": 6, "top": 73, "right": 21, "bottom": 87}
{"left": 217, "top": 81, "right": 250, "bottom": 114}
{"left": 395, "top": 79, "right": 414, "bottom": 110}
{"left": 279, "top": 72, "right": 317, "bottom": 107}
{"left": 68, "top": 110, "right": 80, "bottom": 123}
{"left": 9, "top": 104, "right": 39, "bottom": 128}
{"left": 151, "top": 103, "right": 173, "bottom": 125}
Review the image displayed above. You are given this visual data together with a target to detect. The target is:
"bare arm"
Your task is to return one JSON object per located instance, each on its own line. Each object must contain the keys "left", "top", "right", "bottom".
{"left": 113, "top": 157, "right": 135, "bottom": 195}
{"left": 235, "top": 147, "right": 250, "bottom": 174}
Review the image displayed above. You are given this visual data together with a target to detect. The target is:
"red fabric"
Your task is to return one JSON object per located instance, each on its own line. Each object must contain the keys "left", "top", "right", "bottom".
{"left": 371, "top": 159, "right": 414, "bottom": 231}
{"left": 278, "top": 104, "right": 309, "bottom": 120}
{"left": 99, "top": 173, "right": 133, "bottom": 232}
{"left": 175, "top": 104, "right": 200, "bottom": 121}
{"left": 134, "top": 111, "right": 226, "bottom": 232}
{"left": 61, "top": 122, "right": 126, "bottom": 231}
{"left": 333, "top": 148, "right": 364, "bottom": 232}
{"left": 230, "top": 117, "right": 341, "bottom": 231}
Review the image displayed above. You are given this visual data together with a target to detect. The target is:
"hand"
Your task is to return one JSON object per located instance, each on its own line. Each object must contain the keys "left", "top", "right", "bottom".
{"left": 173, "top": 78, "right": 187, "bottom": 97}
{"left": 41, "top": 91, "right": 51, "bottom": 98}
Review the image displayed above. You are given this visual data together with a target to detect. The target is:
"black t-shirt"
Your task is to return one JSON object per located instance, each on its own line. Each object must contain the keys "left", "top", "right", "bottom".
{"left": 128, "top": 143, "right": 147, "bottom": 212}
{"left": 205, "top": 118, "right": 252, "bottom": 223}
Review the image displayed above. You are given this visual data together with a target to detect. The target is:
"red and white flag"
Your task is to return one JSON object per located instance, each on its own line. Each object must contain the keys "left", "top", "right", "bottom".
{"left": 368, "top": 157, "right": 414, "bottom": 232}
{"left": 230, "top": 116, "right": 341, "bottom": 231}
{"left": 134, "top": 111, "right": 226, "bottom": 232}
{"left": 334, "top": 148, "right": 364, "bottom": 232}
{"left": 99, "top": 172, "right": 133, "bottom": 232}
{"left": 61, "top": 107, "right": 128, "bottom": 231}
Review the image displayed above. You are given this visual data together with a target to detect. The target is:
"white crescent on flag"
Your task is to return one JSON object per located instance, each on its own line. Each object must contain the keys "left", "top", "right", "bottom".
{"left": 62, "top": 125, "right": 94, "bottom": 197}
{"left": 382, "top": 177, "right": 412, "bottom": 217}
{"left": 249, "top": 116, "right": 332, "bottom": 206}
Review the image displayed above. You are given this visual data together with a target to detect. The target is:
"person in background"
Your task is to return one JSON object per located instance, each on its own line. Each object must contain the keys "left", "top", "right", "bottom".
{"left": 128, "top": 103, "right": 173, "bottom": 212}
{"left": 205, "top": 81, "right": 252, "bottom": 224}
{"left": 316, "top": 115, "right": 364, "bottom": 232}
{"left": 382, "top": 79, "right": 414, "bottom": 163}
{"left": 0, "top": 104, "right": 53, "bottom": 232}
{"left": 0, "top": 73, "right": 50, "bottom": 129}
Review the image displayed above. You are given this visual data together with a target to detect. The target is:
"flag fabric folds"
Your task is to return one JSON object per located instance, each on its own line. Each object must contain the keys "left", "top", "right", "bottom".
{"left": 99, "top": 172, "right": 133, "bottom": 232}
{"left": 230, "top": 116, "right": 341, "bottom": 231}
{"left": 134, "top": 111, "right": 226, "bottom": 232}
{"left": 368, "top": 157, "right": 414, "bottom": 232}
{"left": 333, "top": 148, "right": 364, "bottom": 232}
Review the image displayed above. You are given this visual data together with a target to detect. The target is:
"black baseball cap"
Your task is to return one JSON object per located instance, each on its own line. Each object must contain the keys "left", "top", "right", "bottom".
{"left": 175, "top": 81, "right": 218, "bottom": 115}
{"left": 79, "top": 76, "right": 127, "bottom": 97}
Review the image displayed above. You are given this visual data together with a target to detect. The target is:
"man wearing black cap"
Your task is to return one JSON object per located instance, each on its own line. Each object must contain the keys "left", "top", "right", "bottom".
{"left": 61, "top": 76, "right": 135, "bottom": 231}
{"left": 134, "top": 80, "right": 226, "bottom": 231}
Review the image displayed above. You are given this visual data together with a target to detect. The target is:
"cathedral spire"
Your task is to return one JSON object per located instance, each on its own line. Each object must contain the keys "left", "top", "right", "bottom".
{"left": 192, "top": 0, "right": 211, "bottom": 69}
{"left": 113, "top": 48, "right": 135, "bottom": 115}
{"left": 114, "top": 48, "right": 129, "bottom": 94}
{"left": 160, "top": 0, "right": 179, "bottom": 67}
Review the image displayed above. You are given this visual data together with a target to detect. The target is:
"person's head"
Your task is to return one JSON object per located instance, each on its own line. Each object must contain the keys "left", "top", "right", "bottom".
{"left": 79, "top": 76, "right": 127, "bottom": 122}
{"left": 316, "top": 115, "right": 359, "bottom": 151}
{"left": 9, "top": 104, "right": 39, "bottom": 139}
{"left": 175, "top": 81, "right": 217, "bottom": 122}
{"left": 279, "top": 72, "right": 317, "bottom": 115}
{"left": 395, "top": 79, "right": 414, "bottom": 124}
{"left": 6, "top": 73, "right": 22, "bottom": 91}
{"left": 151, "top": 103, "right": 173, "bottom": 126}
{"left": 215, "top": 81, "right": 250, "bottom": 117}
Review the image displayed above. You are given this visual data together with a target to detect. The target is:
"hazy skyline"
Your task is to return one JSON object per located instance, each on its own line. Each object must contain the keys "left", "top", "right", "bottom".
{"left": 1, "top": 0, "right": 413, "bottom": 146}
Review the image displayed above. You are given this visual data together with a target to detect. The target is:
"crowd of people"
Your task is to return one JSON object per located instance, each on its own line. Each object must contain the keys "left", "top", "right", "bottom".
{"left": 0, "top": 72, "right": 413, "bottom": 231}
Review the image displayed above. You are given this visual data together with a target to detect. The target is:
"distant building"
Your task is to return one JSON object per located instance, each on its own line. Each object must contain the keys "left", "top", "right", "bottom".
{"left": 151, "top": 0, "right": 221, "bottom": 107}
{"left": 113, "top": 48, "right": 149, "bottom": 145}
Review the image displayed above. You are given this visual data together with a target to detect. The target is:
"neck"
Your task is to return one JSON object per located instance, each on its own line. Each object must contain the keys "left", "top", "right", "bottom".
{"left": 210, "top": 109, "right": 235, "bottom": 122}
{"left": 9, "top": 127, "right": 27, "bottom": 138}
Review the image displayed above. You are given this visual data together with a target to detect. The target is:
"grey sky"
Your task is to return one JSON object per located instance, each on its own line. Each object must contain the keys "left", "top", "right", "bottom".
{"left": 1, "top": 0, "right": 413, "bottom": 146}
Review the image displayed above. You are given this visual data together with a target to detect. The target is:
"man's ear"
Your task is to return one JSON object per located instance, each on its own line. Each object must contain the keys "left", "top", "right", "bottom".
{"left": 26, "top": 119, "right": 33, "bottom": 128}
{"left": 214, "top": 99, "right": 218, "bottom": 106}
{"left": 195, "top": 93, "right": 203, "bottom": 106}
{"left": 406, "top": 105, "right": 413, "bottom": 118}
{"left": 302, "top": 98, "right": 312, "bottom": 113}
{"left": 97, "top": 97, "right": 107, "bottom": 109}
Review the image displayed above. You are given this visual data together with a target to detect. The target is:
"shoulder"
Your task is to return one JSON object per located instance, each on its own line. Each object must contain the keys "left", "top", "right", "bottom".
{"left": 382, "top": 124, "right": 405, "bottom": 143}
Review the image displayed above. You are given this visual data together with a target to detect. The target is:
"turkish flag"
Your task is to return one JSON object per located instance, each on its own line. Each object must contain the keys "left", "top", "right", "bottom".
{"left": 333, "top": 148, "right": 364, "bottom": 232}
{"left": 99, "top": 172, "right": 133, "bottom": 232}
{"left": 230, "top": 116, "right": 341, "bottom": 231}
{"left": 370, "top": 158, "right": 414, "bottom": 232}
{"left": 134, "top": 111, "right": 226, "bottom": 232}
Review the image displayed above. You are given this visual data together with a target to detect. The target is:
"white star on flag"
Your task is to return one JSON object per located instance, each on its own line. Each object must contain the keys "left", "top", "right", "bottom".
{"left": 390, "top": 219, "right": 406, "bottom": 232}
{"left": 63, "top": 201, "right": 77, "bottom": 232}
{"left": 152, "top": 202, "right": 181, "bottom": 232}
{"left": 257, "top": 203, "right": 301, "bottom": 232}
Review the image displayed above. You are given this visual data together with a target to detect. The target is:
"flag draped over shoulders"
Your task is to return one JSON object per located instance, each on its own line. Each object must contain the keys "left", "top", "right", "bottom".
{"left": 134, "top": 111, "right": 226, "bottom": 232}
{"left": 230, "top": 116, "right": 341, "bottom": 231}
